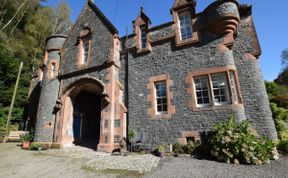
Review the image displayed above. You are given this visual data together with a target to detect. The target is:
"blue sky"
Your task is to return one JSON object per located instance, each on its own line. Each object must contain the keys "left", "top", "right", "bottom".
{"left": 41, "top": 0, "right": 288, "bottom": 81}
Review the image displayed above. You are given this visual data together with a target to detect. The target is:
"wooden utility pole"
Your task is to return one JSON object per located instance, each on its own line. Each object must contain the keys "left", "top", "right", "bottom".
{"left": 6, "top": 62, "right": 23, "bottom": 128}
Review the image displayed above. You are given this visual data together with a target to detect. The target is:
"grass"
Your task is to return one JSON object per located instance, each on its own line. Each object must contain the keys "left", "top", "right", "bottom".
{"left": 81, "top": 165, "right": 145, "bottom": 178}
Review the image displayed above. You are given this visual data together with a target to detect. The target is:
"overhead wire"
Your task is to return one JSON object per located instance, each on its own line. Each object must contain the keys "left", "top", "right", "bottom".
{"left": 113, "top": 0, "right": 119, "bottom": 23}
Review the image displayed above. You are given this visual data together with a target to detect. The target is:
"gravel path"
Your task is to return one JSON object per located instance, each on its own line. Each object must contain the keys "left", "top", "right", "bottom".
{"left": 145, "top": 156, "right": 288, "bottom": 178}
{"left": 1, "top": 143, "right": 288, "bottom": 178}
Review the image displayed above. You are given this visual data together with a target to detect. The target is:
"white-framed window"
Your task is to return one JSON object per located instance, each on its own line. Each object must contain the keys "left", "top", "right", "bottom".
{"left": 178, "top": 11, "right": 193, "bottom": 40}
{"left": 194, "top": 76, "right": 211, "bottom": 107}
{"left": 140, "top": 26, "right": 147, "bottom": 49}
{"left": 155, "top": 81, "right": 168, "bottom": 114}
{"left": 81, "top": 40, "right": 89, "bottom": 64}
{"left": 211, "top": 73, "right": 229, "bottom": 105}
{"left": 193, "top": 71, "right": 239, "bottom": 108}
{"left": 229, "top": 71, "right": 239, "bottom": 104}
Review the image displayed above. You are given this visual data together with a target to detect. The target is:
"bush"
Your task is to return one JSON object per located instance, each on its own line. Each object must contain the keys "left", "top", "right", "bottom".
{"left": 210, "top": 116, "right": 275, "bottom": 165}
{"left": 173, "top": 143, "right": 184, "bottom": 155}
{"left": 277, "top": 139, "right": 288, "bottom": 154}
{"left": 270, "top": 103, "right": 288, "bottom": 140}
{"left": 29, "top": 143, "right": 42, "bottom": 150}
{"left": 128, "top": 129, "right": 137, "bottom": 141}
{"left": 183, "top": 140, "right": 196, "bottom": 155}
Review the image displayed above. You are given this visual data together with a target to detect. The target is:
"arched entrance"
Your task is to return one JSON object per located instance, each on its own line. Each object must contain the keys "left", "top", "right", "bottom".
{"left": 57, "top": 78, "right": 109, "bottom": 150}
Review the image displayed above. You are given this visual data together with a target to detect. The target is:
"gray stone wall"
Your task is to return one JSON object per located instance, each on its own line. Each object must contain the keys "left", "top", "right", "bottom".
{"left": 124, "top": 38, "right": 246, "bottom": 146}
{"left": 61, "top": 69, "right": 108, "bottom": 92}
{"left": 61, "top": 3, "right": 114, "bottom": 75}
{"left": 34, "top": 51, "right": 61, "bottom": 142}
{"left": 233, "top": 16, "right": 277, "bottom": 140}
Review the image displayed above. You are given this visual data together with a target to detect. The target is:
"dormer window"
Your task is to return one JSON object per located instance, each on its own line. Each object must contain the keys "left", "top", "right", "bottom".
{"left": 171, "top": 0, "right": 199, "bottom": 47}
{"left": 140, "top": 25, "right": 147, "bottom": 49}
{"left": 178, "top": 12, "right": 193, "bottom": 40}
{"left": 133, "top": 7, "right": 152, "bottom": 53}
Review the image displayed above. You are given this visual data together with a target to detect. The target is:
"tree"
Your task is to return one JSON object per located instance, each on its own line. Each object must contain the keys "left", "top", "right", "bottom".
{"left": 281, "top": 49, "right": 288, "bottom": 67}
{"left": 51, "top": 1, "right": 72, "bottom": 35}
{"left": 275, "top": 49, "right": 288, "bottom": 85}
{"left": 0, "top": 0, "right": 72, "bottom": 130}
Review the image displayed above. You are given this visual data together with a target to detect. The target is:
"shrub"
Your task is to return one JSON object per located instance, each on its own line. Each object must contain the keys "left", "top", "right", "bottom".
{"left": 183, "top": 140, "right": 196, "bottom": 155}
{"left": 29, "top": 143, "right": 42, "bottom": 150}
{"left": 270, "top": 103, "right": 288, "bottom": 140}
{"left": 210, "top": 116, "right": 275, "bottom": 165}
{"left": 173, "top": 143, "right": 184, "bottom": 155}
{"left": 157, "top": 145, "right": 165, "bottom": 153}
{"left": 277, "top": 139, "right": 288, "bottom": 154}
{"left": 128, "top": 129, "right": 137, "bottom": 141}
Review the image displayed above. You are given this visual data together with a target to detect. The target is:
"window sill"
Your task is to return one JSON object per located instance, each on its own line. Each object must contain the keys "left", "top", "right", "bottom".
{"left": 175, "top": 31, "right": 200, "bottom": 48}
{"left": 137, "top": 47, "right": 151, "bottom": 54}
{"left": 192, "top": 103, "right": 243, "bottom": 112}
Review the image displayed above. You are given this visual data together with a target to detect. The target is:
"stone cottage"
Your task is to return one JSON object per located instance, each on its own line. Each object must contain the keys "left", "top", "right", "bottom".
{"left": 26, "top": 0, "right": 277, "bottom": 152}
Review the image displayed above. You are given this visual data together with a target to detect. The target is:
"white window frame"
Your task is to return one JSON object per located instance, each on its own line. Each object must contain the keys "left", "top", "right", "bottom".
{"left": 193, "top": 71, "right": 238, "bottom": 108}
{"left": 211, "top": 73, "right": 230, "bottom": 106}
{"left": 193, "top": 76, "right": 211, "bottom": 107}
{"left": 178, "top": 11, "right": 193, "bottom": 41}
{"left": 229, "top": 71, "right": 239, "bottom": 104}
{"left": 155, "top": 81, "right": 168, "bottom": 115}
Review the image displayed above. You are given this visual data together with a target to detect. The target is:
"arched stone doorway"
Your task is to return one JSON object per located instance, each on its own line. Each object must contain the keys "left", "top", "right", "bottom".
{"left": 56, "top": 78, "right": 109, "bottom": 150}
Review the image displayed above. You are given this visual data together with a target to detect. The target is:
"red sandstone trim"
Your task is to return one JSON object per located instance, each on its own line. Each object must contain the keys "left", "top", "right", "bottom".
{"left": 177, "top": 131, "right": 201, "bottom": 145}
{"left": 185, "top": 65, "right": 243, "bottom": 112}
{"left": 47, "top": 59, "right": 59, "bottom": 79}
{"left": 147, "top": 74, "right": 175, "bottom": 119}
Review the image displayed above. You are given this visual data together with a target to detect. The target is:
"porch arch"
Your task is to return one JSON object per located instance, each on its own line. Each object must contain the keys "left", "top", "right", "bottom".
{"left": 56, "top": 77, "right": 109, "bottom": 150}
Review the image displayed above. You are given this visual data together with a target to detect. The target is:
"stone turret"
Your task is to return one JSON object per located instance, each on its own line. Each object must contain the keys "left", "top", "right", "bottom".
{"left": 34, "top": 35, "right": 67, "bottom": 143}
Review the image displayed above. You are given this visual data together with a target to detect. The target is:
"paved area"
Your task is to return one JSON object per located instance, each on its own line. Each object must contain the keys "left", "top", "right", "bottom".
{"left": 0, "top": 143, "right": 159, "bottom": 178}
{"left": 1, "top": 143, "right": 288, "bottom": 178}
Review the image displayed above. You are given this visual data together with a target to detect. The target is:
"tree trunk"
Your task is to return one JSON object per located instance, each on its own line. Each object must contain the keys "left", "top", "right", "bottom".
{"left": 1, "top": 0, "right": 27, "bottom": 32}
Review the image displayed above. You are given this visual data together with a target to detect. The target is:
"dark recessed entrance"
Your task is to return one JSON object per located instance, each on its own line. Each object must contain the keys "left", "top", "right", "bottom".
{"left": 72, "top": 90, "right": 101, "bottom": 150}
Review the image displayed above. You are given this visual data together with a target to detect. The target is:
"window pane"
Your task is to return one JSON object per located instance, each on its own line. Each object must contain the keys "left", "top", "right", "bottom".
{"left": 211, "top": 73, "right": 229, "bottom": 105}
{"left": 179, "top": 12, "right": 192, "bottom": 40}
{"left": 194, "top": 76, "right": 210, "bottom": 106}
{"left": 140, "top": 26, "right": 147, "bottom": 49}
{"left": 155, "top": 81, "right": 168, "bottom": 113}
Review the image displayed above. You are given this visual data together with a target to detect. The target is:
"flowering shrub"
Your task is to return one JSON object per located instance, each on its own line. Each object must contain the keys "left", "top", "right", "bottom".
{"left": 210, "top": 116, "right": 275, "bottom": 165}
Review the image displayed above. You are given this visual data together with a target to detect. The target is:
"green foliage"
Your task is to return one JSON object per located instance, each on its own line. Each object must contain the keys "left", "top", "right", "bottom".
{"left": 183, "top": 140, "right": 196, "bottom": 155}
{"left": 128, "top": 128, "right": 137, "bottom": 141}
{"left": 0, "top": 0, "right": 72, "bottom": 129}
{"left": 277, "top": 139, "right": 288, "bottom": 154}
{"left": 270, "top": 103, "right": 288, "bottom": 140}
{"left": 173, "top": 141, "right": 197, "bottom": 155}
{"left": 265, "top": 81, "right": 288, "bottom": 108}
{"left": 173, "top": 143, "right": 184, "bottom": 155}
{"left": 157, "top": 145, "right": 165, "bottom": 153}
{"left": 20, "top": 132, "right": 33, "bottom": 142}
{"left": 29, "top": 142, "right": 42, "bottom": 150}
{"left": 210, "top": 116, "right": 275, "bottom": 165}
{"left": 0, "top": 105, "right": 23, "bottom": 127}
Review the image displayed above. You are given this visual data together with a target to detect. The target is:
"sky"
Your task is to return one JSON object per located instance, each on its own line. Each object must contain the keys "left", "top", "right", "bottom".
{"left": 41, "top": 0, "right": 288, "bottom": 81}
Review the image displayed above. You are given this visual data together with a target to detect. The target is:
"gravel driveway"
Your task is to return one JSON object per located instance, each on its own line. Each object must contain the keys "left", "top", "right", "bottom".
{"left": 0, "top": 143, "right": 288, "bottom": 178}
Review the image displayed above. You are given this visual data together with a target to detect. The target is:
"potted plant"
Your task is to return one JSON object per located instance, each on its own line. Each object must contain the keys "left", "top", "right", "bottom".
{"left": 128, "top": 129, "right": 137, "bottom": 152}
{"left": 158, "top": 145, "right": 165, "bottom": 158}
{"left": 20, "top": 133, "right": 33, "bottom": 149}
